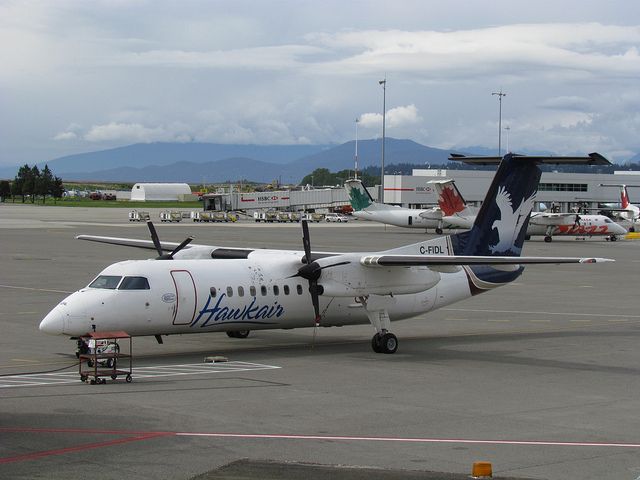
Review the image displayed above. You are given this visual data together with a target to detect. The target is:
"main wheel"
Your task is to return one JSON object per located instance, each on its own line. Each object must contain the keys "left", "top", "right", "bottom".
{"left": 610, "top": 235, "right": 618, "bottom": 242}
{"left": 371, "top": 333, "right": 383, "bottom": 353}
{"left": 435, "top": 228, "right": 443, "bottom": 235}
{"left": 234, "top": 330, "right": 250, "bottom": 338}
{"left": 544, "top": 236, "right": 552, "bottom": 243}
{"left": 380, "top": 333, "right": 398, "bottom": 354}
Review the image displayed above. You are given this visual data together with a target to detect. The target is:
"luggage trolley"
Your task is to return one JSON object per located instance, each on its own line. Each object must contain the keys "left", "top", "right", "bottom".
{"left": 78, "top": 331, "right": 132, "bottom": 384}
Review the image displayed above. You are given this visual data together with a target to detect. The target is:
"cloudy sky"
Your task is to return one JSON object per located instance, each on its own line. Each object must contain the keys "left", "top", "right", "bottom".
{"left": 1, "top": 0, "right": 639, "bottom": 167}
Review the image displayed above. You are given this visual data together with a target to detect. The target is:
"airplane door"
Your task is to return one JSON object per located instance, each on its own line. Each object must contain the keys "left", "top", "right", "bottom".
{"left": 408, "top": 216, "right": 413, "bottom": 226}
{"left": 171, "top": 270, "right": 197, "bottom": 325}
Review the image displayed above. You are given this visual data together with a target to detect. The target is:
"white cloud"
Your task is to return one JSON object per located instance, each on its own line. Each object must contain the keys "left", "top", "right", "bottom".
{"left": 53, "top": 131, "right": 78, "bottom": 141}
{"left": 84, "top": 122, "right": 166, "bottom": 143}
{"left": 359, "top": 104, "right": 422, "bottom": 129}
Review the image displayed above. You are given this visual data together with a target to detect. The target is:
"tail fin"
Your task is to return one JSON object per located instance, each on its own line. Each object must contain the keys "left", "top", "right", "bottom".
{"left": 448, "top": 152, "right": 610, "bottom": 256}
{"left": 345, "top": 179, "right": 393, "bottom": 212}
{"left": 620, "top": 185, "right": 630, "bottom": 209}
{"left": 429, "top": 179, "right": 473, "bottom": 217}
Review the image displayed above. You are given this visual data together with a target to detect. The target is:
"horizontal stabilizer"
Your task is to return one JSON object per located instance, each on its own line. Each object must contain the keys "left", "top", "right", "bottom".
{"left": 449, "top": 152, "right": 610, "bottom": 166}
{"left": 360, "top": 254, "right": 613, "bottom": 267}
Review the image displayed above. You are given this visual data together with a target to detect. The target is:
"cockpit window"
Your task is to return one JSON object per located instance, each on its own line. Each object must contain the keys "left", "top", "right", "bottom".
{"left": 604, "top": 218, "right": 612, "bottom": 223}
{"left": 119, "top": 276, "right": 150, "bottom": 290}
{"left": 89, "top": 275, "right": 122, "bottom": 289}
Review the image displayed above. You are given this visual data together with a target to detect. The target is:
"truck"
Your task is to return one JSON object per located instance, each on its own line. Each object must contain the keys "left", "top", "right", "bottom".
{"left": 192, "top": 211, "right": 239, "bottom": 223}
{"left": 302, "top": 212, "right": 324, "bottom": 223}
{"left": 128, "top": 210, "right": 150, "bottom": 222}
{"left": 159, "top": 211, "right": 183, "bottom": 222}
{"left": 253, "top": 211, "right": 278, "bottom": 223}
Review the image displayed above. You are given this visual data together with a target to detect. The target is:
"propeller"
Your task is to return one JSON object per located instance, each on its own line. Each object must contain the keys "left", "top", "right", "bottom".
{"left": 146, "top": 221, "right": 194, "bottom": 260}
{"left": 298, "top": 220, "right": 323, "bottom": 327}
{"left": 295, "top": 220, "right": 350, "bottom": 328}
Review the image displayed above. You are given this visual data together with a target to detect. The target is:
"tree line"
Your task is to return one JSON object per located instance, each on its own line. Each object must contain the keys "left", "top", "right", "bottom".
{"left": 0, "top": 165, "right": 64, "bottom": 203}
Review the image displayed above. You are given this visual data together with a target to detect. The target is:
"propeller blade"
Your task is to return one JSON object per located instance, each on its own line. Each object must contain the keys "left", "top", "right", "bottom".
{"left": 146, "top": 221, "right": 163, "bottom": 257}
{"left": 168, "top": 236, "right": 194, "bottom": 259}
{"left": 310, "top": 281, "right": 321, "bottom": 326}
{"left": 302, "top": 220, "right": 311, "bottom": 264}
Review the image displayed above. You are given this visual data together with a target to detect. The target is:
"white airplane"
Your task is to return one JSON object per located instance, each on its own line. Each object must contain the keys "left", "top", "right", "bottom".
{"left": 40, "top": 153, "right": 614, "bottom": 354}
{"left": 345, "top": 178, "right": 470, "bottom": 233}
{"left": 598, "top": 184, "right": 640, "bottom": 232}
{"left": 427, "top": 160, "right": 627, "bottom": 243}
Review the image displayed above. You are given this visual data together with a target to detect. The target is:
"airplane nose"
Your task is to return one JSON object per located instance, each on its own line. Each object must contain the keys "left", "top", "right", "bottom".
{"left": 39, "top": 308, "right": 64, "bottom": 335}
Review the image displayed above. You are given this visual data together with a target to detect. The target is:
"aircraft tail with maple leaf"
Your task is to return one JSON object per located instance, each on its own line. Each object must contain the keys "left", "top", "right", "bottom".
{"left": 428, "top": 179, "right": 476, "bottom": 229}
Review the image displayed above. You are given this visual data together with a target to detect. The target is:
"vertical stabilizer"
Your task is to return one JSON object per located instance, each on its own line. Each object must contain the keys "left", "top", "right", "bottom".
{"left": 620, "top": 185, "right": 630, "bottom": 209}
{"left": 345, "top": 179, "right": 393, "bottom": 212}
{"left": 450, "top": 154, "right": 540, "bottom": 256}
{"left": 429, "top": 179, "right": 474, "bottom": 217}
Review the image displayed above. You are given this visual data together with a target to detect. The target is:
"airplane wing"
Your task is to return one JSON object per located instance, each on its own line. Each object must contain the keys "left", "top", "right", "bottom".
{"left": 359, "top": 254, "right": 613, "bottom": 266}
{"left": 76, "top": 235, "right": 186, "bottom": 251}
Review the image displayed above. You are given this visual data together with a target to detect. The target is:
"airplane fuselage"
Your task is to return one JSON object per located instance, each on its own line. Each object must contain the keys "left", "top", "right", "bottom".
{"left": 353, "top": 209, "right": 442, "bottom": 229}
{"left": 41, "top": 248, "right": 474, "bottom": 337}
{"left": 527, "top": 213, "right": 626, "bottom": 237}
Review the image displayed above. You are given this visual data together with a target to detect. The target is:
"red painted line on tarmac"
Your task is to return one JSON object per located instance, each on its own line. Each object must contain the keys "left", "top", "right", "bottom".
{"left": 0, "top": 428, "right": 173, "bottom": 465}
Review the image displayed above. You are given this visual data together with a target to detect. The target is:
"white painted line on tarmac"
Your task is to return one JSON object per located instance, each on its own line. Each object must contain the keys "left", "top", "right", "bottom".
{"left": 174, "top": 431, "right": 640, "bottom": 449}
{"left": 443, "top": 307, "right": 640, "bottom": 319}
{"left": 0, "top": 361, "right": 280, "bottom": 388}
{"left": 0, "top": 284, "right": 72, "bottom": 294}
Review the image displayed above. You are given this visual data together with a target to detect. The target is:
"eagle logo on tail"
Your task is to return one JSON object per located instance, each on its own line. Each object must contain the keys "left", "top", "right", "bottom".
{"left": 490, "top": 186, "right": 536, "bottom": 254}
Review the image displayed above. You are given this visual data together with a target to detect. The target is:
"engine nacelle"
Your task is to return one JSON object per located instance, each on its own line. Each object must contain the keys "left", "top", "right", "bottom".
{"left": 318, "top": 263, "right": 441, "bottom": 297}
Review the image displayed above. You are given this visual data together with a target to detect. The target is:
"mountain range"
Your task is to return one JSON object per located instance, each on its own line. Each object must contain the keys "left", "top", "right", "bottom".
{"left": 1, "top": 139, "right": 634, "bottom": 184}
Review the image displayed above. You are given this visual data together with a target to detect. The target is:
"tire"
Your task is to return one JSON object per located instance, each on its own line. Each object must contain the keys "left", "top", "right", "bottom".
{"left": 435, "top": 228, "right": 443, "bottom": 235}
{"left": 544, "top": 236, "right": 552, "bottom": 243}
{"left": 371, "top": 334, "right": 383, "bottom": 353}
{"left": 380, "top": 333, "right": 398, "bottom": 354}
{"left": 227, "top": 330, "right": 250, "bottom": 339}
{"left": 611, "top": 235, "right": 617, "bottom": 242}
{"left": 126, "top": 374, "right": 132, "bottom": 383}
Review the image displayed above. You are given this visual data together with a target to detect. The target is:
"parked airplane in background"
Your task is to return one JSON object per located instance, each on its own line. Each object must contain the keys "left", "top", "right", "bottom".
{"left": 599, "top": 184, "right": 640, "bottom": 232}
{"left": 345, "top": 178, "right": 470, "bottom": 233}
{"left": 40, "top": 153, "right": 613, "bottom": 354}
{"left": 422, "top": 163, "right": 627, "bottom": 242}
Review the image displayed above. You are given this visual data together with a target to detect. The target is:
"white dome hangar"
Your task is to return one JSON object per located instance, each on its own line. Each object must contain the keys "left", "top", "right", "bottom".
{"left": 130, "top": 183, "right": 192, "bottom": 202}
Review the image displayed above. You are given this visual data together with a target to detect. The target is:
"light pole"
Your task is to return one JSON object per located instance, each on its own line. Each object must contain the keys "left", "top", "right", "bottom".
{"left": 354, "top": 117, "right": 359, "bottom": 180}
{"left": 379, "top": 78, "right": 386, "bottom": 198}
{"left": 492, "top": 88, "right": 506, "bottom": 156}
{"left": 504, "top": 125, "right": 510, "bottom": 153}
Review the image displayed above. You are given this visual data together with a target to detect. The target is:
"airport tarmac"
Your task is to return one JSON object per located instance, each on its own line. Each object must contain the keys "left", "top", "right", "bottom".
{"left": 1, "top": 204, "right": 640, "bottom": 480}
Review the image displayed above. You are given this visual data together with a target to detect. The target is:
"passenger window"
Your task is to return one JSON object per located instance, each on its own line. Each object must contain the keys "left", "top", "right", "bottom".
{"left": 260, "top": 285, "right": 267, "bottom": 296}
{"left": 226, "top": 286, "right": 233, "bottom": 297}
{"left": 297, "top": 284, "right": 303, "bottom": 295}
{"left": 273, "top": 285, "right": 279, "bottom": 295}
{"left": 118, "top": 276, "right": 150, "bottom": 290}
{"left": 89, "top": 275, "right": 122, "bottom": 290}
{"left": 238, "top": 286, "right": 244, "bottom": 297}
{"left": 210, "top": 287, "right": 217, "bottom": 297}
{"left": 284, "top": 285, "right": 290, "bottom": 295}
{"left": 250, "top": 286, "right": 256, "bottom": 297}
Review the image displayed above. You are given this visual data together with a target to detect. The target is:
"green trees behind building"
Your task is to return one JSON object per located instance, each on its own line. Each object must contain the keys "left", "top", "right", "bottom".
{"left": 8, "top": 164, "right": 64, "bottom": 203}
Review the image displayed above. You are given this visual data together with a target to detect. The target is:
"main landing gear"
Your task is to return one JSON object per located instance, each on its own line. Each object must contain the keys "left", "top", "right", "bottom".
{"left": 226, "top": 330, "right": 250, "bottom": 339}
{"left": 359, "top": 295, "right": 399, "bottom": 354}
{"left": 371, "top": 331, "right": 398, "bottom": 354}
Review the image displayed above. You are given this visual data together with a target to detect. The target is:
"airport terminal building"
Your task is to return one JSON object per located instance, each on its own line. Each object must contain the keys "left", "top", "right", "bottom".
{"left": 203, "top": 169, "right": 640, "bottom": 213}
